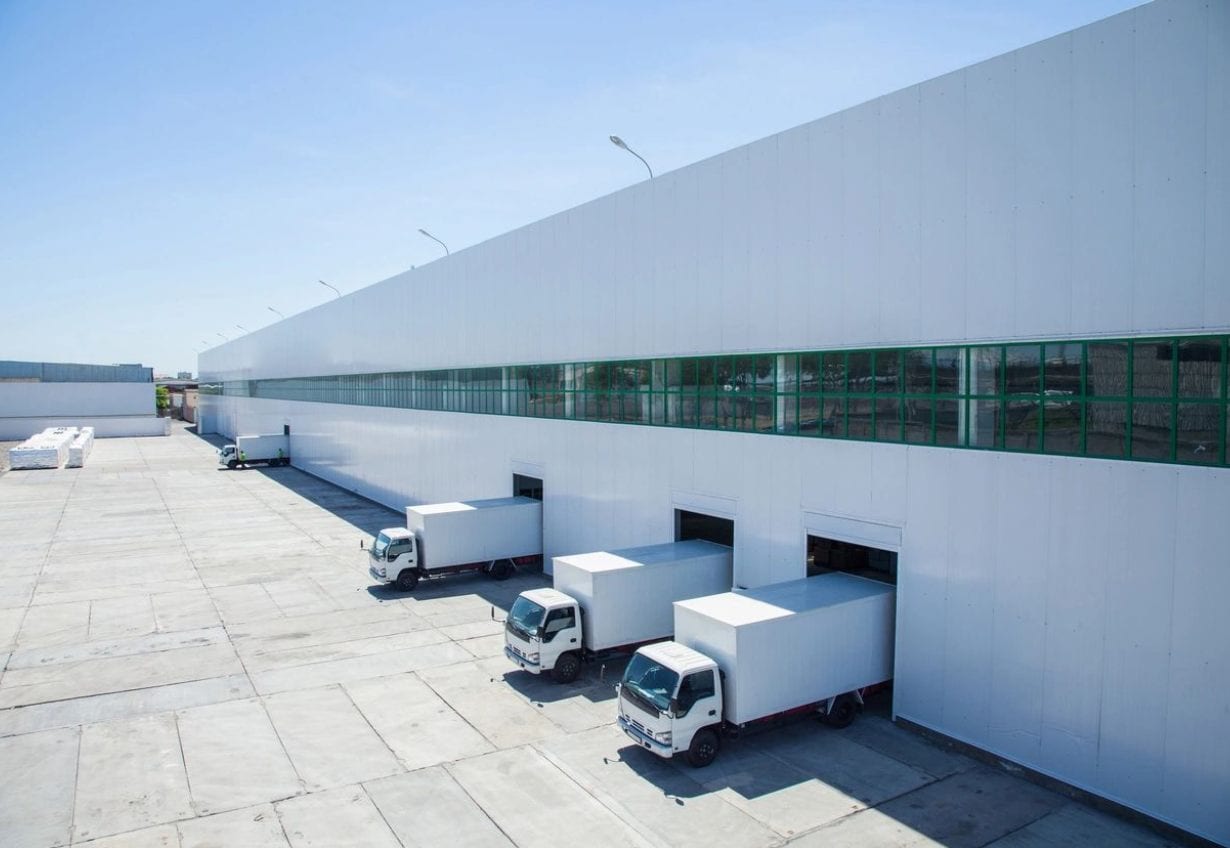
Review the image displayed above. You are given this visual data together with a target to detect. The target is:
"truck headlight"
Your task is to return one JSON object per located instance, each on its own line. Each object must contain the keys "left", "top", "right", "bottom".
{"left": 653, "top": 730, "right": 672, "bottom": 744}
{"left": 528, "top": 652, "right": 539, "bottom": 661}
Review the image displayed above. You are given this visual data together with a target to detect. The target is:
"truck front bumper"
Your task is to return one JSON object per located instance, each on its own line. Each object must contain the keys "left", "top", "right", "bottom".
{"left": 617, "top": 715, "right": 672, "bottom": 758}
{"left": 504, "top": 645, "right": 541, "bottom": 673}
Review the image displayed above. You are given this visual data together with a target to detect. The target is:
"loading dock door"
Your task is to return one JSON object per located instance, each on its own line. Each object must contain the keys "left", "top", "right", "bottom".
{"left": 675, "top": 509, "right": 734, "bottom": 547}
{"left": 806, "top": 535, "right": 897, "bottom": 584}
{"left": 513, "top": 474, "right": 543, "bottom": 500}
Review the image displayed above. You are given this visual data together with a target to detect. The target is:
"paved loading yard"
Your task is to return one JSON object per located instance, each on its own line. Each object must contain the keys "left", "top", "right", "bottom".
{"left": 0, "top": 425, "right": 1181, "bottom": 848}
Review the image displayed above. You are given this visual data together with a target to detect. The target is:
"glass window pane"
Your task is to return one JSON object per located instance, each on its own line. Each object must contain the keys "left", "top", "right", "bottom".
{"left": 1043, "top": 398, "right": 1082, "bottom": 454}
{"left": 666, "top": 359, "right": 684, "bottom": 391}
{"left": 821, "top": 353, "right": 844, "bottom": 392}
{"left": 873, "top": 351, "right": 901, "bottom": 394}
{"left": 1086, "top": 401, "right": 1127, "bottom": 457}
{"left": 680, "top": 359, "right": 699, "bottom": 393}
{"left": 1005, "top": 346, "right": 1041, "bottom": 394}
{"left": 935, "top": 400, "right": 961, "bottom": 446}
{"left": 875, "top": 398, "right": 901, "bottom": 441}
{"left": 800, "top": 354, "right": 821, "bottom": 392}
{"left": 779, "top": 394, "right": 798, "bottom": 434}
{"left": 904, "top": 349, "right": 932, "bottom": 394}
{"left": 1004, "top": 400, "right": 1040, "bottom": 450}
{"left": 779, "top": 355, "right": 798, "bottom": 393}
{"left": 971, "top": 347, "right": 1001, "bottom": 395}
{"left": 1133, "top": 341, "right": 1173, "bottom": 398}
{"left": 754, "top": 356, "right": 775, "bottom": 394}
{"left": 1087, "top": 342, "right": 1128, "bottom": 397}
{"left": 733, "top": 356, "right": 755, "bottom": 392}
{"left": 847, "top": 398, "right": 873, "bottom": 438}
{"left": 716, "top": 390, "right": 738, "bottom": 429}
{"left": 969, "top": 400, "right": 1000, "bottom": 447}
{"left": 904, "top": 398, "right": 932, "bottom": 443}
{"left": 799, "top": 395, "right": 821, "bottom": 434}
{"left": 698, "top": 394, "right": 718, "bottom": 428}
{"left": 935, "top": 348, "right": 962, "bottom": 394}
{"left": 821, "top": 396, "right": 844, "bottom": 436}
{"left": 1044, "top": 343, "right": 1082, "bottom": 398}
{"left": 1177, "top": 339, "right": 1222, "bottom": 399}
{"left": 754, "top": 397, "right": 774, "bottom": 432}
{"left": 847, "top": 352, "right": 872, "bottom": 393}
{"left": 1131, "top": 402, "right": 1172, "bottom": 460}
{"left": 1176, "top": 403, "right": 1220, "bottom": 464}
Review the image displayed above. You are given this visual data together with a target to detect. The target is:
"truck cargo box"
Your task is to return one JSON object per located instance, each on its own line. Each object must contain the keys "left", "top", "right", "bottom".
{"left": 673, "top": 573, "right": 895, "bottom": 726}
{"left": 235, "top": 434, "right": 289, "bottom": 459}
{"left": 408, "top": 496, "right": 542, "bottom": 570}
{"left": 553, "top": 540, "right": 733, "bottom": 651}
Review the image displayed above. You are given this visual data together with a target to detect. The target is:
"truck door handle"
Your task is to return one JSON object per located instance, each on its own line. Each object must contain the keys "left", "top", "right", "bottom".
{"left": 570, "top": 638, "right": 577, "bottom": 643}
{"left": 708, "top": 710, "right": 716, "bottom": 716}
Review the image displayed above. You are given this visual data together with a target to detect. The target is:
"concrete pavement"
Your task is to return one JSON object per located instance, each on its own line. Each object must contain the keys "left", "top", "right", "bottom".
{"left": 0, "top": 424, "right": 1183, "bottom": 847}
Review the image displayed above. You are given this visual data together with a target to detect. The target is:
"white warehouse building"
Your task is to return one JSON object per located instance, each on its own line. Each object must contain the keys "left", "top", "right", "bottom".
{"left": 201, "top": 1, "right": 1229, "bottom": 843}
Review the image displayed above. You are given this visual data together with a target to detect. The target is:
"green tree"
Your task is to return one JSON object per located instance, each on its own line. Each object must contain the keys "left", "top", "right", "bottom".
{"left": 155, "top": 385, "right": 170, "bottom": 416}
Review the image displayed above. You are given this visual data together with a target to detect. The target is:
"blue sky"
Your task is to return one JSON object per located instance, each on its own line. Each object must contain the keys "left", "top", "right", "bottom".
{"left": 0, "top": 0, "right": 1141, "bottom": 375}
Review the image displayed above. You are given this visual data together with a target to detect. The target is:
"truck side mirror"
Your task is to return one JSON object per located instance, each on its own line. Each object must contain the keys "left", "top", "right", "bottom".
{"left": 535, "top": 625, "right": 545, "bottom": 639}
{"left": 668, "top": 697, "right": 679, "bottom": 717}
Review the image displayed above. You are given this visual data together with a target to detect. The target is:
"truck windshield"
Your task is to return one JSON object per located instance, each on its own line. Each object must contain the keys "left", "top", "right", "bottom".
{"left": 371, "top": 533, "right": 392, "bottom": 559}
{"left": 621, "top": 653, "right": 680, "bottom": 715}
{"left": 506, "top": 596, "right": 546, "bottom": 640}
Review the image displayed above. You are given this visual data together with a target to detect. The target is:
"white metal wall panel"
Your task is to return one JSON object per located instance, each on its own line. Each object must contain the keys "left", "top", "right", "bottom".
{"left": 1132, "top": 1, "right": 1208, "bottom": 333}
{"left": 0, "top": 383, "right": 153, "bottom": 418}
{"left": 1070, "top": 9, "right": 1135, "bottom": 336}
{"left": 1013, "top": 33, "right": 1073, "bottom": 340}
{"left": 877, "top": 86, "right": 922, "bottom": 345}
{"left": 963, "top": 51, "right": 1016, "bottom": 343}
{"left": 1207, "top": 0, "right": 1230, "bottom": 327}
{"left": 917, "top": 71, "right": 967, "bottom": 343}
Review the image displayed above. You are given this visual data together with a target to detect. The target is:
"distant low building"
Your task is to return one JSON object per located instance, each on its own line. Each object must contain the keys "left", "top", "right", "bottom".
{"left": 0, "top": 360, "right": 169, "bottom": 439}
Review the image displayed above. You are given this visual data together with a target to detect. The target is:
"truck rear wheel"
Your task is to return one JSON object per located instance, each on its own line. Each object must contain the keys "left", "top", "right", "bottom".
{"left": 685, "top": 728, "right": 720, "bottom": 768}
{"left": 490, "top": 559, "right": 514, "bottom": 581}
{"left": 823, "top": 693, "right": 858, "bottom": 729}
{"left": 550, "top": 651, "right": 581, "bottom": 684}
{"left": 394, "top": 570, "right": 419, "bottom": 592}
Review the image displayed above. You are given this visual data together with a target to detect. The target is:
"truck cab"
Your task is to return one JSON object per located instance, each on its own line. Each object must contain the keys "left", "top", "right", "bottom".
{"left": 617, "top": 641, "right": 723, "bottom": 767}
{"left": 368, "top": 527, "right": 420, "bottom": 590}
{"left": 504, "top": 588, "right": 582, "bottom": 682}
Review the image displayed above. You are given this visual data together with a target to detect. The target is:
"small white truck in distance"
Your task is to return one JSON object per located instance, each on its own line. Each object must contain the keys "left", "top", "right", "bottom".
{"left": 504, "top": 540, "right": 732, "bottom": 683}
{"left": 368, "top": 496, "right": 542, "bottom": 592}
{"left": 218, "top": 434, "right": 290, "bottom": 468}
{"left": 617, "top": 573, "right": 895, "bottom": 767}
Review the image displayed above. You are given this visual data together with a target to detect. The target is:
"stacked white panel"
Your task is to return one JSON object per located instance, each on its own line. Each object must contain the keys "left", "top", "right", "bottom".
{"left": 407, "top": 497, "right": 542, "bottom": 570}
{"left": 67, "top": 427, "right": 94, "bottom": 467}
{"left": 552, "top": 540, "right": 733, "bottom": 651}
{"left": 8, "top": 427, "right": 77, "bottom": 470}
{"left": 674, "top": 574, "right": 896, "bottom": 725}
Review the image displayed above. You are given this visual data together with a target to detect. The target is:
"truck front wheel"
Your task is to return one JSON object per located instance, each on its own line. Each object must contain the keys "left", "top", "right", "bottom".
{"left": 685, "top": 728, "right": 720, "bottom": 768}
{"left": 394, "top": 570, "right": 419, "bottom": 592}
{"left": 823, "top": 693, "right": 858, "bottom": 729}
{"left": 550, "top": 651, "right": 581, "bottom": 683}
{"left": 226, "top": 459, "right": 238, "bottom": 469}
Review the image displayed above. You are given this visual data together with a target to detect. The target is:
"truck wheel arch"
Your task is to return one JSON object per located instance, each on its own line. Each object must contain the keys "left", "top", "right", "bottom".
{"left": 394, "top": 569, "right": 420, "bottom": 592}
{"left": 550, "top": 651, "right": 581, "bottom": 684}
{"left": 685, "top": 727, "right": 720, "bottom": 768}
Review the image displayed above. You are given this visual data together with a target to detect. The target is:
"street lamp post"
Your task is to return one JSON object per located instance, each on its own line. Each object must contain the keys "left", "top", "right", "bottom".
{"left": 609, "top": 135, "right": 653, "bottom": 179}
{"left": 318, "top": 280, "right": 341, "bottom": 298}
{"left": 268, "top": 306, "right": 285, "bottom": 319}
{"left": 418, "top": 228, "right": 450, "bottom": 256}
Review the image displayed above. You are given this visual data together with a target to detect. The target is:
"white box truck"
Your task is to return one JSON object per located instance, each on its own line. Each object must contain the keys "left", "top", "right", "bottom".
{"left": 218, "top": 434, "right": 290, "bottom": 468}
{"left": 617, "top": 573, "right": 895, "bottom": 767}
{"left": 368, "top": 497, "right": 543, "bottom": 592}
{"left": 504, "top": 540, "right": 733, "bottom": 683}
